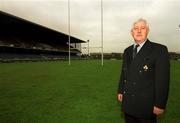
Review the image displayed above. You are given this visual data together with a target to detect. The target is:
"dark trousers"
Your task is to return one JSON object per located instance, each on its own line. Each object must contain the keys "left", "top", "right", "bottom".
{"left": 124, "top": 114, "right": 157, "bottom": 123}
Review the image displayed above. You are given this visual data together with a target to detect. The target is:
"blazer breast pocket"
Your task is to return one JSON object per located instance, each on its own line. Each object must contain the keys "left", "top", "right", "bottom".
{"left": 143, "top": 57, "right": 155, "bottom": 70}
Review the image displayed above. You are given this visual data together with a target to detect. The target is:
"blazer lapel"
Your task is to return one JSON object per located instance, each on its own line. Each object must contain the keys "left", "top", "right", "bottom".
{"left": 125, "top": 45, "right": 133, "bottom": 69}
{"left": 130, "top": 40, "right": 153, "bottom": 66}
{"left": 128, "top": 45, "right": 133, "bottom": 63}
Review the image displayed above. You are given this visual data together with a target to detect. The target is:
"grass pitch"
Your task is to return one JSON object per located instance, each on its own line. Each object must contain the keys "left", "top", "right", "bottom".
{"left": 0, "top": 60, "right": 179, "bottom": 123}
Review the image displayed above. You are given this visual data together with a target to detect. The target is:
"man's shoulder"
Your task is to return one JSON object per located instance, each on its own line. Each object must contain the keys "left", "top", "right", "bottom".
{"left": 148, "top": 41, "right": 169, "bottom": 56}
{"left": 149, "top": 41, "right": 168, "bottom": 53}
{"left": 149, "top": 41, "right": 167, "bottom": 49}
{"left": 124, "top": 45, "right": 133, "bottom": 53}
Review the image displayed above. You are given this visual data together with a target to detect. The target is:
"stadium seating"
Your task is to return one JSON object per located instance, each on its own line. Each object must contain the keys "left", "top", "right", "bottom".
{"left": 0, "top": 11, "right": 85, "bottom": 63}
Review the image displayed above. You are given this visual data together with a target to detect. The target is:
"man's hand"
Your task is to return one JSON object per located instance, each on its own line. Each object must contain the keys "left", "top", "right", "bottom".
{"left": 117, "top": 93, "right": 123, "bottom": 102}
{"left": 153, "top": 106, "right": 164, "bottom": 115}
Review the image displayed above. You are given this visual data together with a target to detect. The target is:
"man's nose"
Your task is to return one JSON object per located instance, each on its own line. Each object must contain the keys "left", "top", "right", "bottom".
{"left": 138, "top": 28, "right": 141, "bottom": 33}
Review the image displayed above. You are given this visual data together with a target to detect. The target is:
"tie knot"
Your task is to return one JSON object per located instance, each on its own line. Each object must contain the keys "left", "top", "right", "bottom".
{"left": 133, "top": 44, "right": 139, "bottom": 59}
{"left": 135, "top": 44, "right": 139, "bottom": 48}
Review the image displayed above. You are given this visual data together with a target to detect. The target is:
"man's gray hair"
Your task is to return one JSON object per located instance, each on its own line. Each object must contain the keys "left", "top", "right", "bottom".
{"left": 131, "top": 18, "right": 149, "bottom": 31}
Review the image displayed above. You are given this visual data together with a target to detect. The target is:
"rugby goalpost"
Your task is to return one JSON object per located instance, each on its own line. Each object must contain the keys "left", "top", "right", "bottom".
{"left": 68, "top": 0, "right": 104, "bottom": 66}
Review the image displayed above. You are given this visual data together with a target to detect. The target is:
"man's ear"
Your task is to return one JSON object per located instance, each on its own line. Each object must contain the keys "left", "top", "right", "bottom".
{"left": 130, "top": 29, "right": 133, "bottom": 36}
{"left": 147, "top": 26, "right": 150, "bottom": 33}
{"left": 146, "top": 28, "right": 150, "bottom": 35}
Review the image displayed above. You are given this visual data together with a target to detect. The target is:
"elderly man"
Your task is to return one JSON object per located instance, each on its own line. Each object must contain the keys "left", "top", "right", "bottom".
{"left": 117, "top": 18, "right": 170, "bottom": 123}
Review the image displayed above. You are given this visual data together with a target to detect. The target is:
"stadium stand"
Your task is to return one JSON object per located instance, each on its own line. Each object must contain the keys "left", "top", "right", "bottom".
{"left": 0, "top": 11, "right": 85, "bottom": 62}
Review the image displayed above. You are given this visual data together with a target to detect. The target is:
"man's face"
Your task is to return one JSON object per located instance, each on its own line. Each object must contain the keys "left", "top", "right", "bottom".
{"left": 131, "top": 21, "right": 149, "bottom": 43}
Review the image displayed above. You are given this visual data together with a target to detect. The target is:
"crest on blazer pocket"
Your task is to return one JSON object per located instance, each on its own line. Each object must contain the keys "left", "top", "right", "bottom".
{"left": 143, "top": 64, "right": 149, "bottom": 71}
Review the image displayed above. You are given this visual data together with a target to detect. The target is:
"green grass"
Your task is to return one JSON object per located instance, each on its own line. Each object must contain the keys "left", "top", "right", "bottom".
{"left": 0, "top": 60, "right": 179, "bottom": 123}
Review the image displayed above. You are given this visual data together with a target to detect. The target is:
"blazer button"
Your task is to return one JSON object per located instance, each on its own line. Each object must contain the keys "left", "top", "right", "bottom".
{"left": 123, "top": 91, "right": 126, "bottom": 94}
{"left": 139, "top": 70, "right": 142, "bottom": 74}
{"left": 124, "top": 80, "right": 127, "bottom": 83}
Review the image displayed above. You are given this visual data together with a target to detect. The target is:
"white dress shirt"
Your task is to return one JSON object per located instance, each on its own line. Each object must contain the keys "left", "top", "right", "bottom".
{"left": 133, "top": 40, "right": 147, "bottom": 53}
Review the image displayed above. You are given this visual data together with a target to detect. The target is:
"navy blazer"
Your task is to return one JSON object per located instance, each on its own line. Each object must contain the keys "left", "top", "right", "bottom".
{"left": 118, "top": 40, "right": 170, "bottom": 119}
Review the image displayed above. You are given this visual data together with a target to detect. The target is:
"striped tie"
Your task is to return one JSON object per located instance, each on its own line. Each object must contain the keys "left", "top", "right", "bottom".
{"left": 133, "top": 44, "right": 139, "bottom": 59}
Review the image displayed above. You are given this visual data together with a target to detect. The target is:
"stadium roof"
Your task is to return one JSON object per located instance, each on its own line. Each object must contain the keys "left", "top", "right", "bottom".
{"left": 0, "top": 10, "right": 86, "bottom": 44}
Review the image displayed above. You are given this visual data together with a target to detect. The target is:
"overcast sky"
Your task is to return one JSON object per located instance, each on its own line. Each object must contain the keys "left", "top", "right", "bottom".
{"left": 1, "top": 0, "right": 180, "bottom": 53}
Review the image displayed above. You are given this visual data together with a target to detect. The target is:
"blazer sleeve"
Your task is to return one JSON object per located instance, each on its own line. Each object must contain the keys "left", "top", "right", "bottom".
{"left": 117, "top": 50, "right": 126, "bottom": 94}
{"left": 154, "top": 46, "right": 170, "bottom": 109}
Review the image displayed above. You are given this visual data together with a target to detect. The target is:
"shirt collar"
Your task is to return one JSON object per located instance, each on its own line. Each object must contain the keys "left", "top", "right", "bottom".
{"left": 133, "top": 39, "right": 147, "bottom": 48}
